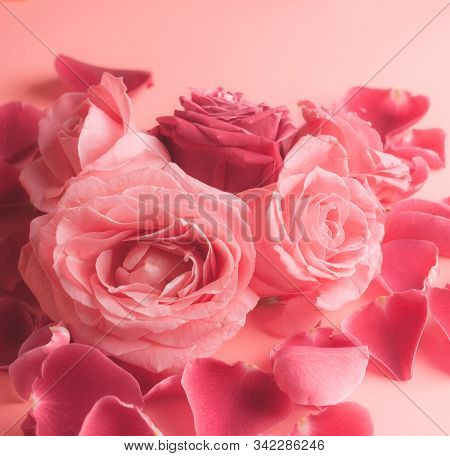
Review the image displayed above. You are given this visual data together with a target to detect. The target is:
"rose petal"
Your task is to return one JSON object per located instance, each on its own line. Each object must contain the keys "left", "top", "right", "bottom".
{"left": 9, "top": 323, "right": 70, "bottom": 399}
{"left": 0, "top": 297, "right": 34, "bottom": 368}
{"left": 428, "top": 287, "right": 450, "bottom": 341}
{"left": 343, "top": 87, "right": 429, "bottom": 141}
{"left": 271, "top": 327, "right": 369, "bottom": 406}
{"left": 55, "top": 54, "right": 152, "bottom": 94}
{"left": 342, "top": 291, "right": 428, "bottom": 380}
{"left": 381, "top": 239, "right": 438, "bottom": 292}
{"left": 79, "top": 396, "right": 160, "bottom": 436}
{"left": 30, "top": 344, "right": 143, "bottom": 435}
{"left": 384, "top": 209, "right": 450, "bottom": 257}
{"left": 181, "top": 358, "right": 292, "bottom": 436}
{"left": 289, "top": 402, "right": 373, "bottom": 436}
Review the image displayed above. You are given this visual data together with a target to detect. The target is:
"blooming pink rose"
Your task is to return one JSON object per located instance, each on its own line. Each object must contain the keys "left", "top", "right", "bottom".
{"left": 20, "top": 145, "right": 257, "bottom": 372}
{"left": 20, "top": 73, "right": 138, "bottom": 212}
{"left": 294, "top": 101, "right": 425, "bottom": 205}
{"left": 241, "top": 135, "right": 384, "bottom": 310}
{"left": 155, "top": 88, "right": 295, "bottom": 193}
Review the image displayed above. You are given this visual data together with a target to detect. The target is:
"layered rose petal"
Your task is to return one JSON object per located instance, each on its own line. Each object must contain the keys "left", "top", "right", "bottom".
{"left": 386, "top": 128, "right": 445, "bottom": 169}
{"left": 0, "top": 102, "right": 42, "bottom": 166}
{"left": 380, "top": 239, "right": 438, "bottom": 292}
{"left": 9, "top": 323, "right": 70, "bottom": 399}
{"left": 271, "top": 327, "right": 369, "bottom": 406}
{"left": 384, "top": 204, "right": 450, "bottom": 257}
{"left": 342, "top": 291, "right": 428, "bottom": 380}
{"left": 428, "top": 287, "right": 450, "bottom": 341}
{"left": 290, "top": 402, "right": 373, "bottom": 436}
{"left": 79, "top": 396, "right": 159, "bottom": 436}
{"left": 30, "top": 344, "right": 143, "bottom": 435}
{"left": 55, "top": 54, "right": 152, "bottom": 94}
{"left": 0, "top": 297, "right": 34, "bottom": 368}
{"left": 342, "top": 87, "right": 429, "bottom": 140}
{"left": 181, "top": 358, "right": 292, "bottom": 436}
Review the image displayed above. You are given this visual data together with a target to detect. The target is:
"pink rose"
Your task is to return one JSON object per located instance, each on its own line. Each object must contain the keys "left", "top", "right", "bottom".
{"left": 241, "top": 135, "right": 384, "bottom": 310}
{"left": 20, "top": 141, "right": 257, "bottom": 372}
{"left": 20, "top": 73, "right": 136, "bottom": 212}
{"left": 294, "top": 101, "right": 423, "bottom": 205}
{"left": 155, "top": 88, "right": 295, "bottom": 193}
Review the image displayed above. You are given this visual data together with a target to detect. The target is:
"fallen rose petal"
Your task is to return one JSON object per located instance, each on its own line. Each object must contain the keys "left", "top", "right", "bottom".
{"left": 381, "top": 239, "right": 438, "bottom": 292}
{"left": 0, "top": 102, "right": 42, "bottom": 166}
{"left": 181, "top": 358, "right": 292, "bottom": 436}
{"left": 79, "top": 396, "right": 160, "bottom": 436}
{"left": 0, "top": 161, "right": 29, "bottom": 207}
{"left": 0, "top": 297, "right": 34, "bottom": 368}
{"left": 30, "top": 344, "right": 143, "bottom": 435}
{"left": 387, "top": 128, "right": 446, "bottom": 169}
{"left": 343, "top": 87, "right": 429, "bottom": 141}
{"left": 289, "top": 402, "right": 373, "bottom": 436}
{"left": 55, "top": 54, "right": 152, "bottom": 94}
{"left": 271, "top": 327, "right": 369, "bottom": 406}
{"left": 9, "top": 323, "right": 70, "bottom": 399}
{"left": 144, "top": 375, "right": 184, "bottom": 402}
{"left": 389, "top": 198, "right": 450, "bottom": 218}
{"left": 341, "top": 291, "right": 428, "bottom": 380}
{"left": 428, "top": 287, "right": 450, "bottom": 341}
{"left": 384, "top": 209, "right": 450, "bottom": 257}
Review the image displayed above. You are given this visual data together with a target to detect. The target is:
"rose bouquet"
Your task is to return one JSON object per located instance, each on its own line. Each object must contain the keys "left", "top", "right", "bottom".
{"left": 1, "top": 55, "right": 448, "bottom": 436}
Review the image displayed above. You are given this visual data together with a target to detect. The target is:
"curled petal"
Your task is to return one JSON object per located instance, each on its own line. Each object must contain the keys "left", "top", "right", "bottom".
{"left": 79, "top": 396, "right": 160, "bottom": 436}
{"left": 271, "top": 328, "right": 369, "bottom": 406}
{"left": 181, "top": 358, "right": 292, "bottom": 436}
{"left": 381, "top": 239, "right": 438, "bottom": 292}
{"left": 343, "top": 87, "right": 429, "bottom": 140}
{"left": 342, "top": 291, "right": 428, "bottom": 380}
{"left": 428, "top": 287, "right": 450, "bottom": 341}
{"left": 389, "top": 198, "right": 450, "bottom": 218}
{"left": 290, "top": 402, "right": 373, "bottom": 436}
{"left": 55, "top": 54, "right": 152, "bottom": 93}
{"left": 0, "top": 297, "right": 34, "bottom": 368}
{"left": 30, "top": 344, "right": 143, "bottom": 435}
{"left": 9, "top": 323, "right": 70, "bottom": 399}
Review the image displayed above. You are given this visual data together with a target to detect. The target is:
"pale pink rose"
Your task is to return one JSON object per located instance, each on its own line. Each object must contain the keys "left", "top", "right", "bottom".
{"left": 19, "top": 148, "right": 257, "bottom": 372}
{"left": 293, "top": 101, "right": 423, "bottom": 205}
{"left": 20, "top": 73, "right": 145, "bottom": 212}
{"left": 241, "top": 135, "right": 384, "bottom": 310}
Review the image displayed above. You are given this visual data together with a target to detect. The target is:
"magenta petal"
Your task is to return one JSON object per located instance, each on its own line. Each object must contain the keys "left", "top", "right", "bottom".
{"left": 384, "top": 209, "right": 450, "bottom": 257}
{"left": 271, "top": 328, "right": 368, "bottom": 406}
{"left": 55, "top": 54, "right": 152, "bottom": 94}
{"left": 9, "top": 323, "right": 70, "bottom": 399}
{"left": 342, "top": 291, "right": 428, "bottom": 380}
{"left": 381, "top": 240, "right": 438, "bottom": 292}
{"left": 290, "top": 402, "right": 373, "bottom": 436}
{"left": 428, "top": 287, "right": 450, "bottom": 341}
{"left": 0, "top": 297, "right": 34, "bottom": 368}
{"left": 181, "top": 358, "right": 292, "bottom": 436}
{"left": 79, "top": 396, "right": 160, "bottom": 436}
{"left": 31, "top": 344, "right": 143, "bottom": 435}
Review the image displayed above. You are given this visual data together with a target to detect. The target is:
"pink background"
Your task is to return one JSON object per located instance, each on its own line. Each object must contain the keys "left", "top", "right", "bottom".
{"left": 1, "top": 0, "right": 449, "bottom": 436}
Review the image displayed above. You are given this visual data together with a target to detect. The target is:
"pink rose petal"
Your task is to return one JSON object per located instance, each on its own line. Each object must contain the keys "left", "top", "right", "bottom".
{"left": 55, "top": 54, "right": 153, "bottom": 94}
{"left": 271, "top": 327, "right": 369, "bottom": 406}
{"left": 343, "top": 87, "right": 429, "bottom": 141}
{"left": 389, "top": 198, "right": 450, "bottom": 218}
{"left": 428, "top": 286, "right": 450, "bottom": 341}
{"left": 30, "top": 344, "right": 143, "bottom": 435}
{"left": 289, "top": 402, "right": 373, "bottom": 436}
{"left": 381, "top": 239, "right": 438, "bottom": 292}
{"left": 0, "top": 297, "right": 34, "bottom": 368}
{"left": 181, "top": 358, "right": 292, "bottom": 436}
{"left": 79, "top": 396, "right": 160, "bottom": 436}
{"left": 342, "top": 291, "right": 428, "bottom": 380}
{"left": 384, "top": 203, "right": 450, "bottom": 257}
{"left": 9, "top": 323, "right": 70, "bottom": 399}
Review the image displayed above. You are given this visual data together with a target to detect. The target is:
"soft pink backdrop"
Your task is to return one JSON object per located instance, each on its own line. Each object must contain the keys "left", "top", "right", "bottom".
{"left": 0, "top": 0, "right": 449, "bottom": 436}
